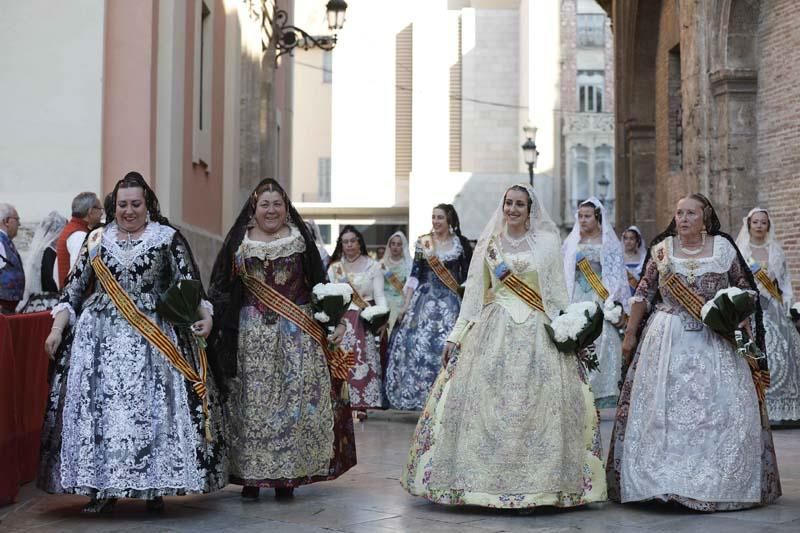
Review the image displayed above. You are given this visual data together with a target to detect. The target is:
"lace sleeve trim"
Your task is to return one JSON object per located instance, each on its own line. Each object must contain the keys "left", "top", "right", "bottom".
{"left": 200, "top": 299, "right": 214, "bottom": 316}
{"left": 51, "top": 302, "right": 76, "bottom": 326}
{"left": 236, "top": 226, "right": 306, "bottom": 261}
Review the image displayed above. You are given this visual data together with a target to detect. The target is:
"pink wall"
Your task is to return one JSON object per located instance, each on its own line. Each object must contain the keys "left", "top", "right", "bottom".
{"left": 102, "top": 0, "right": 158, "bottom": 194}
{"left": 181, "top": 0, "right": 224, "bottom": 236}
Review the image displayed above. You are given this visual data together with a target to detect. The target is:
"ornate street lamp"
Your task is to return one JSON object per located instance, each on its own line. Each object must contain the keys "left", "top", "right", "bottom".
{"left": 521, "top": 125, "right": 539, "bottom": 186}
{"left": 268, "top": 1, "right": 348, "bottom": 63}
{"left": 596, "top": 173, "right": 610, "bottom": 201}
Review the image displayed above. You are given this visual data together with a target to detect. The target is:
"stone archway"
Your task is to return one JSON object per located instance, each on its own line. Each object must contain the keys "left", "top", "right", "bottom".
{"left": 709, "top": 0, "right": 759, "bottom": 229}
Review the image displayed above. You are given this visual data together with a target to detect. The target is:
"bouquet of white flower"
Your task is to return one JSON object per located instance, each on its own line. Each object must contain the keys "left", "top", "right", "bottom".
{"left": 361, "top": 304, "right": 390, "bottom": 334}
{"left": 311, "top": 283, "right": 353, "bottom": 332}
{"left": 544, "top": 301, "right": 603, "bottom": 371}
{"left": 701, "top": 287, "right": 762, "bottom": 361}
{"left": 603, "top": 299, "right": 624, "bottom": 325}
{"left": 790, "top": 302, "right": 800, "bottom": 322}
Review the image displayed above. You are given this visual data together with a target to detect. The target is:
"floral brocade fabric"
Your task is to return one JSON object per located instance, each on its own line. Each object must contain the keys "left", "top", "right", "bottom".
{"left": 607, "top": 236, "right": 781, "bottom": 510}
{"left": 228, "top": 231, "right": 356, "bottom": 488}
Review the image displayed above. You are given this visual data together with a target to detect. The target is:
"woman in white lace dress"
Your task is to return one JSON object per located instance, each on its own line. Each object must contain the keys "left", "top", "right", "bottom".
{"left": 608, "top": 194, "right": 781, "bottom": 511}
{"left": 39, "top": 172, "right": 226, "bottom": 513}
{"left": 402, "top": 185, "right": 606, "bottom": 509}
{"left": 562, "top": 198, "right": 629, "bottom": 407}
{"left": 736, "top": 208, "right": 800, "bottom": 424}
{"left": 328, "top": 225, "right": 388, "bottom": 417}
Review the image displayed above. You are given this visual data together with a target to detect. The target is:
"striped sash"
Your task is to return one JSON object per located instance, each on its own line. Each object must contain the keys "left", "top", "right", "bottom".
{"left": 381, "top": 264, "right": 406, "bottom": 293}
{"left": 241, "top": 271, "right": 354, "bottom": 381}
{"left": 419, "top": 234, "right": 462, "bottom": 297}
{"left": 485, "top": 237, "right": 545, "bottom": 313}
{"left": 751, "top": 263, "right": 782, "bottom": 304}
{"left": 331, "top": 262, "right": 370, "bottom": 309}
{"left": 87, "top": 229, "right": 212, "bottom": 441}
{"left": 627, "top": 269, "right": 640, "bottom": 290}
{"left": 576, "top": 252, "right": 609, "bottom": 301}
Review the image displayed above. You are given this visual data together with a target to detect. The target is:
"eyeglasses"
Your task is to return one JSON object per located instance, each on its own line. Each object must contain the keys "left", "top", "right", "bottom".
{"left": 91, "top": 206, "right": 104, "bottom": 211}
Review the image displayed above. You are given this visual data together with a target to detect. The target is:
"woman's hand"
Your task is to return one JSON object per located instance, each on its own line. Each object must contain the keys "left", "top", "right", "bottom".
{"left": 442, "top": 341, "right": 456, "bottom": 367}
{"left": 191, "top": 317, "right": 213, "bottom": 338}
{"left": 738, "top": 318, "right": 753, "bottom": 339}
{"left": 44, "top": 330, "right": 63, "bottom": 360}
{"left": 621, "top": 333, "right": 638, "bottom": 366}
{"left": 329, "top": 322, "right": 346, "bottom": 346}
{"left": 376, "top": 323, "right": 388, "bottom": 337}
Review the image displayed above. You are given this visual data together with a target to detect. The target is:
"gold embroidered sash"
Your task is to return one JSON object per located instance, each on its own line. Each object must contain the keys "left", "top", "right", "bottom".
{"left": 331, "top": 262, "right": 370, "bottom": 309}
{"left": 752, "top": 265, "right": 782, "bottom": 304}
{"left": 419, "top": 234, "right": 462, "bottom": 297}
{"left": 576, "top": 252, "right": 609, "bottom": 301}
{"left": 627, "top": 270, "right": 640, "bottom": 290}
{"left": 381, "top": 264, "right": 406, "bottom": 293}
{"left": 485, "top": 237, "right": 545, "bottom": 313}
{"left": 241, "top": 271, "right": 354, "bottom": 381}
{"left": 87, "top": 229, "right": 212, "bottom": 441}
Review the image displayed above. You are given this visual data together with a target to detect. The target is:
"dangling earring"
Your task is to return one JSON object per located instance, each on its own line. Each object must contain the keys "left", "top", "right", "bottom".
{"left": 146, "top": 212, "right": 151, "bottom": 223}
{"left": 448, "top": 224, "right": 454, "bottom": 234}
{"left": 525, "top": 218, "right": 531, "bottom": 230}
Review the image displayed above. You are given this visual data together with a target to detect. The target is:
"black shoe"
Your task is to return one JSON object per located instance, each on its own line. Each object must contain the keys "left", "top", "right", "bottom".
{"left": 241, "top": 486, "right": 260, "bottom": 499}
{"left": 146, "top": 496, "right": 164, "bottom": 513}
{"left": 274, "top": 487, "right": 294, "bottom": 500}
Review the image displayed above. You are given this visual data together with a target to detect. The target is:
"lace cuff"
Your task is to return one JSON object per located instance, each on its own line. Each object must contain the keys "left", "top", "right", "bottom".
{"left": 404, "top": 276, "right": 419, "bottom": 292}
{"left": 446, "top": 318, "right": 472, "bottom": 345}
{"left": 628, "top": 295, "right": 650, "bottom": 312}
{"left": 199, "top": 299, "right": 214, "bottom": 316}
{"left": 51, "top": 302, "right": 77, "bottom": 325}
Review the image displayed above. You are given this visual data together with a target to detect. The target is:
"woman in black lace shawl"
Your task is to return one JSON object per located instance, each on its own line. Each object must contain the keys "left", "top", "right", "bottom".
{"left": 207, "top": 178, "right": 356, "bottom": 499}
{"left": 607, "top": 193, "right": 781, "bottom": 511}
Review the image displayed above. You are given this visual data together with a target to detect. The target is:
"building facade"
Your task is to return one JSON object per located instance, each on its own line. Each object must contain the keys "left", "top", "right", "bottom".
{"left": 601, "top": 0, "right": 800, "bottom": 298}
{"left": 291, "top": 0, "right": 614, "bottom": 249}
{"left": 1, "top": 0, "right": 296, "bottom": 281}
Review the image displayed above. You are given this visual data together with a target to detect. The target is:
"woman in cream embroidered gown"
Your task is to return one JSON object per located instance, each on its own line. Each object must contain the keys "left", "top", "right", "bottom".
{"left": 385, "top": 205, "right": 472, "bottom": 411}
{"left": 328, "top": 225, "right": 388, "bottom": 413}
{"left": 380, "top": 231, "right": 412, "bottom": 334}
{"left": 736, "top": 208, "right": 800, "bottom": 423}
{"left": 608, "top": 194, "right": 781, "bottom": 511}
{"left": 402, "top": 185, "right": 606, "bottom": 509}
{"left": 562, "top": 198, "right": 629, "bottom": 408}
{"left": 208, "top": 179, "right": 355, "bottom": 499}
{"left": 39, "top": 173, "right": 226, "bottom": 513}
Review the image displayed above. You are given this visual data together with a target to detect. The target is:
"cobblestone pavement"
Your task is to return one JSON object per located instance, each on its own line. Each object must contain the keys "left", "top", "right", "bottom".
{"left": 2, "top": 410, "right": 799, "bottom": 532}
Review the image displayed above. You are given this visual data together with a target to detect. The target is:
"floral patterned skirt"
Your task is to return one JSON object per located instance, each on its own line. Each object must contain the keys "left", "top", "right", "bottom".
{"left": 228, "top": 305, "right": 356, "bottom": 488}
{"left": 761, "top": 297, "right": 800, "bottom": 423}
{"left": 342, "top": 308, "right": 385, "bottom": 410}
{"left": 401, "top": 304, "right": 606, "bottom": 508}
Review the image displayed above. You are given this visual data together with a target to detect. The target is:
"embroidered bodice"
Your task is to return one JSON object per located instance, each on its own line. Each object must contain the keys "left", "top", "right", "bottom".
{"left": 236, "top": 228, "right": 310, "bottom": 307}
{"left": 488, "top": 250, "right": 541, "bottom": 324}
{"left": 410, "top": 235, "right": 470, "bottom": 286}
{"left": 329, "top": 258, "right": 388, "bottom": 310}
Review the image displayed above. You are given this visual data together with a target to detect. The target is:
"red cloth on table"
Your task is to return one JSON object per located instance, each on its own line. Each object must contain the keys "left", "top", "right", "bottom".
{"left": 0, "top": 311, "right": 52, "bottom": 505}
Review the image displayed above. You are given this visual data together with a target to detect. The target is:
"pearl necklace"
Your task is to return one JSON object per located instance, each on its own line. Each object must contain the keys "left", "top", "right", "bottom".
{"left": 504, "top": 228, "right": 527, "bottom": 249}
{"left": 749, "top": 240, "right": 769, "bottom": 249}
{"left": 678, "top": 233, "right": 705, "bottom": 256}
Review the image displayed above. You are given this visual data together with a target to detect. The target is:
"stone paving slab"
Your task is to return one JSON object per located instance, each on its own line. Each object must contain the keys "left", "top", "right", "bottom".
{"left": 1, "top": 414, "right": 799, "bottom": 532}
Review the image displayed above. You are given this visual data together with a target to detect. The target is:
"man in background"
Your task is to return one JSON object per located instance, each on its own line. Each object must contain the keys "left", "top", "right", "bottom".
{"left": 56, "top": 192, "right": 103, "bottom": 288}
{"left": 0, "top": 203, "right": 24, "bottom": 314}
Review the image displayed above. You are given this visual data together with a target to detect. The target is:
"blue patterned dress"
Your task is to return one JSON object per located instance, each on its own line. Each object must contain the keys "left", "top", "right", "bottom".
{"left": 384, "top": 235, "right": 470, "bottom": 410}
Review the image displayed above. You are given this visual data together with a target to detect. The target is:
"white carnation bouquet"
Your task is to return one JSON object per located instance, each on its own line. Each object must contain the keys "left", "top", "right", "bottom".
{"left": 603, "top": 299, "right": 624, "bottom": 325}
{"left": 544, "top": 301, "right": 603, "bottom": 371}
{"left": 311, "top": 283, "right": 353, "bottom": 333}
{"left": 361, "top": 304, "right": 390, "bottom": 334}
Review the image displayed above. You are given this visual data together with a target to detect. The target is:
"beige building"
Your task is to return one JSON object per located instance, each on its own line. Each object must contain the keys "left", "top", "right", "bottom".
{"left": 291, "top": 0, "right": 614, "bottom": 249}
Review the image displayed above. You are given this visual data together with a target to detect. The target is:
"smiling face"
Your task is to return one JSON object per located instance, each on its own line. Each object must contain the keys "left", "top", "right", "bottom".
{"left": 115, "top": 187, "right": 148, "bottom": 232}
{"left": 388, "top": 236, "right": 404, "bottom": 260}
{"left": 674, "top": 197, "right": 705, "bottom": 239}
{"left": 253, "top": 190, "right": 287, "bottom": 235}
{"left": 503, "top": 188, "right": 530, "bottom": 232}
{"left": 340, "top": 231, "right": 361, "bottom": 260}
{"left": 749, "top": 211, "right": 770, "bottom": 240}
{"left": 432, "top": 208, "right": 448, "bottom": 234}
{"left": 578, "top": 205, "right": 599, "bottom": 235}
{"left": 622, "top": 230, "right": 640, "bottom": 254}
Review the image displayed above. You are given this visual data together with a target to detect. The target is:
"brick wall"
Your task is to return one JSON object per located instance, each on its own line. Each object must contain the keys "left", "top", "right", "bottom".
{"left": 757, "top": 0, "right": 800, "bottom": 300}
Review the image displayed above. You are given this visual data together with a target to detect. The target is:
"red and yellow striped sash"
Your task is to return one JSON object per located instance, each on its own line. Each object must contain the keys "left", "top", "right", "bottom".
{"left": 576, "top": 256, "right": 610, "bottom": 301}
{"left": 241, "top": 272, "right": 354, "bottom": 381}
{"left": 485, "top": 238, "right": 545, "bottom": 313}
{"left": 382, "top": 266, "right": 406, "bottom": 293}
{"left": 755, "top": 269, "right": 782, "bottom": 304}
{"left": 331, "top": 262, "right": 369, "bottom": 309}
{"left": 419, "top": 234, "right": 462, "bottom": 297}
{"left": 627, "top": 269, "right": 639, "bottom": 290}
{"left": 89, "top": 244, "right": 212, "bottom": 441}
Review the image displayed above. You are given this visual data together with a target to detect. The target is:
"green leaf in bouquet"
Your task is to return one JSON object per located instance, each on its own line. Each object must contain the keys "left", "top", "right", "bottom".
{"left": 364, "top": 311, "right": 390, "bottom": 335}
{"left": 714, "top": 294, "right": 738, "bottom": 328}
{"left": 577, "top": 307, "right": 603, "bottom": 351}
{"left": 544, "top": 323, "right": 578, "bottom": 354}
{"left": 157, "top": 279, "right": 203, "bottom": 327}
{"left": 321, "top": 294, "right": 349, "bottom": 324}
{"left": 702, "top": 306, "right": 728, "bottom": 337}
{"left": 729, "top": 291, "right": 755, "bottom": 320}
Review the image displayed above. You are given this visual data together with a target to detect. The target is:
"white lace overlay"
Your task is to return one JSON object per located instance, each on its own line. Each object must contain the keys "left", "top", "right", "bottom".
{"left": 236, "top": 225, "right": 306, "bottom": 262}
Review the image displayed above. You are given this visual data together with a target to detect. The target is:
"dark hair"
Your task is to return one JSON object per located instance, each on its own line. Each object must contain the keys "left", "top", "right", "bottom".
{"left": 207, "top": 178, "right": 325, "bottom": 383}
{"left": 504, "top": 185, "right": 533, "bottom": 215}
{"left": 623, "top": 229, "right": 643, "bottom": 249}
{"left": 634, "top": 193, "right": 767, "bottom": 374}
{"left": 106, "top": 171, "right": 169, "bottom": 226}
{"left": 578, "top": 200, "right": 602, "bottom": 225}
{"left": 746, "top": 209, "right": 771, "bottom": 232}
{"left": 331, "top": 225, "right": 368, "bottom": 263}
{"left": 432, "top": 203, "right": 473, "bottom": 260}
